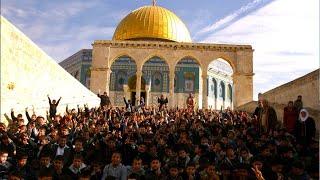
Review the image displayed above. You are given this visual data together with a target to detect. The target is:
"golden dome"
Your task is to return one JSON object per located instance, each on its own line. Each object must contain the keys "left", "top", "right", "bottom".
{"left": 112, "top": 5, "right": 192, "bottom": 43}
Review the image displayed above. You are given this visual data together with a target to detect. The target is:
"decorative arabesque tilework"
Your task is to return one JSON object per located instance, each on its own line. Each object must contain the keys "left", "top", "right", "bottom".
{"left": 142, "top": 57, "right": 169, "bottom": 92}
{"left": 110, "top": 56, "right": 137, "bottom": 91}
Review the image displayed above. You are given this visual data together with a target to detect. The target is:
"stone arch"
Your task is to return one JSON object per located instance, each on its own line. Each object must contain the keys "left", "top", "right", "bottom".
{"left": 217, "top": 56, "right": 236, "bottom": 72}
{"left": 140, "top": 54, "right": 171, "bottom": 71}
{"left": 176, "top": 56, "right": 201, "bottom": 65}
{"left": 109, "top": 55, "right": 137, "bottom": 92}
{"left": 207, "top": 58, "right": 234, "bottom": 76}
{"left": 204, "top": 56, "right": 235, "bottom": 109}
{"left": 142, "top": 56, "right": 169, "bottom": 68}
{"left": 109, "top": 53, "right": 138, "bottom": 68}
{"left": 110, "top": 55, "right": 137, "bottom": 66}
{"left": 174, "top": 55, "right": 202, "bottom": 68}
{"left": 142, "top": 56, "right": 169, "bottom": 93}
{"left": 174, "top": 57, "right": 201, "bottom": 94}
{"left": 204, "top": 54, "right": 236, "bottom": 73}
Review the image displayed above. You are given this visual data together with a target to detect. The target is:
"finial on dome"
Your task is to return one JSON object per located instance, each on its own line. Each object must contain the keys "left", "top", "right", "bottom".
{"left": 152, "top": 0, "right": 156, "bottom": 6}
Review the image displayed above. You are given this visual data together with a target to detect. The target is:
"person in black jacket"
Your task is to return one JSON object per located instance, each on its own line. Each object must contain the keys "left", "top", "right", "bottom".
{"left": 255, "top": 100, "right": 278, "bottom": 133}
{"left": 98, "top": 92, "right": 111, "bottom": 108}
{"left": 25, "top": 107, "right": 37, "bottom": 123}
{"left": 124, "top": 97, "right": 133, "bottom": 113}
{"left": 65, "top": 154, "right": 88, "bottom": 179}
{"left": 52, "top": 136, "right": 71, "bottom": 166}
{"left": 145, "top": 157, "right": 165, "bottom": 180}
{"left": 181, "top": 162, "right": 201, "bottom": 180}
{"left": 165, "top": 162, "right": 183, "bottom": 180}
{"left": 52, "top": 155, "right": 71, "bottom": 180}
{"left": 157, "top": 95, "right": 168, "bottom": 111}
{"left": 0, "top": 151, "right": 12, "bottom": 179}
{"left": 10, "top": 154, "right": 36, "bottom": 179}
{"left": 0, "top": 134, "right": 16, "bottom": 159}
{"left": 47, "top": 95, "right": 61, "bottom": 119}
{"left": 136, "top": 97, "right": 145, "bottom": 112}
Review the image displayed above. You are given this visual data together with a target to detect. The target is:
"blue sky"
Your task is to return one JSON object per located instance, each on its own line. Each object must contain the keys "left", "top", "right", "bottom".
{"left": 1, "top": 0, "right": 319, "bottom": 99}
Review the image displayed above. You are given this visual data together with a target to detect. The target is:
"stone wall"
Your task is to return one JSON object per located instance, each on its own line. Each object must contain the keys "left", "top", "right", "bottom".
{"left": 0, "top": 16, "right": 99, "bottom": 124}
{"left": 262, "top": 69, "right": 319, "bottom": 110}
{"left": 238, "top": 69, "right": 320, "bottom": 132}
{"left": 237, "top": 101, "right": 320, "bottom": 133}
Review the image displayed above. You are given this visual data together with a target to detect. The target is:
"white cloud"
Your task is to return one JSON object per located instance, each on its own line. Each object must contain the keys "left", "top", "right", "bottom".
{"left": 187, "top": 9, "right": 213, "bottom": 35}
{"left": 40, "top": 43, "right": 74, "bottom": 63}
{"left": 39, "top": 24, "right": 115, "bottom": 62}
{"left": 196, "top": 0, "right": 264, "bottom": 36}
{"left": 1, "top": 1, "right": 116, "bottom": 61}
{"left": 200, "top": 0, "right": 319, "bottom": 99}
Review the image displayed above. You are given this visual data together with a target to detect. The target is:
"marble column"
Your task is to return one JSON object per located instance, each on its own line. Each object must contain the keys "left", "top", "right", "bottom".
{"left": 145, "top": 85, "right": 151, "bottom": 106}
{"left": 169, "top": 69, "right": 175, "bottom": 108}
{"left": 202, "top": 71, "right": 208, "bottom": 109}
{"left": 105, "top": 68, "right": 112, "bottom": 95}
{"left": 123, "top": 84, "right": 129, "bottom": 101}
{"left": 135, "top": 71, "right": 142, "bottom": 105}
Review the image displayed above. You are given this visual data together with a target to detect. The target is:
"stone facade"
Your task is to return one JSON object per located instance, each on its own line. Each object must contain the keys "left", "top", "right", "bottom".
{"left": 61, "top": 51, "right": 234, "bottom": 108}
{"left": 90, "top": 40, "right": 254, "bottom": 108}
{"left": 106, "top": 56, "right": 233, "bottom": 107}
{"left": 0, "top": 16, "right": 100, "bottom": 124}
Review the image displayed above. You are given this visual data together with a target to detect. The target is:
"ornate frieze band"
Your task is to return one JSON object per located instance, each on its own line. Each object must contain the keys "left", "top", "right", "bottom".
{"left": 93, "top": 40, "right": 253, "bottom": 52}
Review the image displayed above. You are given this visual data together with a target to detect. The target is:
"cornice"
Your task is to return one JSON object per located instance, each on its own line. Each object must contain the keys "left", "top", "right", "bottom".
{"left": 93, "top": 40, "right": 253, "bottom": 52}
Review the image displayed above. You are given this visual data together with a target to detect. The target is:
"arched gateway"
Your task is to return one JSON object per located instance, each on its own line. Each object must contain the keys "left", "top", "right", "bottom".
{"left": 90, "top": 4, "right": 254, "bottom": 109}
